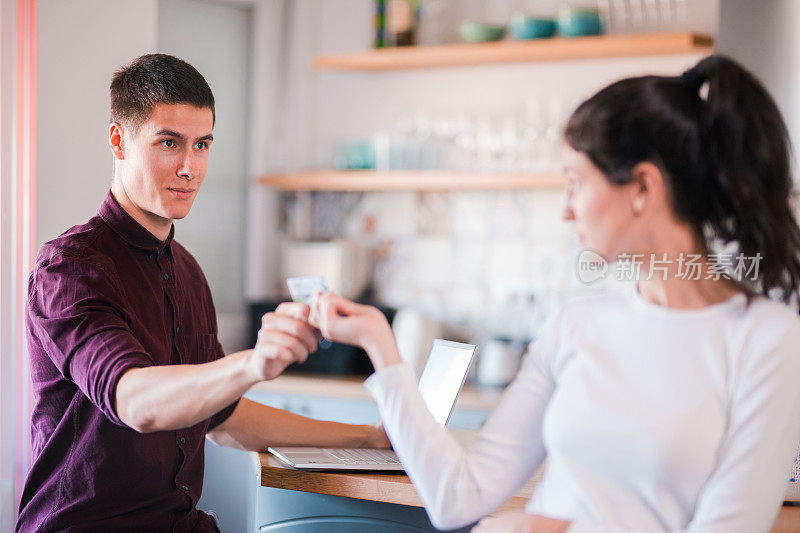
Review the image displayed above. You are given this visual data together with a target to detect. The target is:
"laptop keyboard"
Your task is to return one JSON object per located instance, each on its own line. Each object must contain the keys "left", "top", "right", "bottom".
{"left": 323, "top": 448, "right": 400, "bottom": 465}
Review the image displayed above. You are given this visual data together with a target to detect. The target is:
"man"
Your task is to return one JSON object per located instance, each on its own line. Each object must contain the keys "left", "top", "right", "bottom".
{"left": 17, "top": 54, "right": 387, "bottom": 532}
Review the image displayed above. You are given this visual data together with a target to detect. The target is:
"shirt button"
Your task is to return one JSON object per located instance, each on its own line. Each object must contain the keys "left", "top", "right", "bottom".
{"left": 148, "top": 254, "right": 154, "bottom": 260}
{"left": 180, "top": 436, "right": 187, "bottom": 444}
{"left": 181, "top": 484, "right": 189, "bottom": 492}
{"left": 162, "top": 272, "right": 169, "bottom": 281}
{"left": 176, "top": 326, "right": 181, "bottom": 335}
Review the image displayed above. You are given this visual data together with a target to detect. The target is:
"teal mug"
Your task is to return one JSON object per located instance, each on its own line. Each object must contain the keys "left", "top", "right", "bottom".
{"left": 556, "top": 8, "right": 602, "bottom": 37}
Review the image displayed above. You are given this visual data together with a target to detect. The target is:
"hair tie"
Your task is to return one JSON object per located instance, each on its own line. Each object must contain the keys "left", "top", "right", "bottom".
{"left": 680, "top": 68, "right": 705, "bottom": 94}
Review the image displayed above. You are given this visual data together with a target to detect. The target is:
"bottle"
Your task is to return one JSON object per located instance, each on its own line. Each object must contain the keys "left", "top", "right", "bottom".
{"left": 387, "top": 0, "right": 420, "bottom": 47}
{"left": 375, "top": 0, "right": 387, "bottom": 48}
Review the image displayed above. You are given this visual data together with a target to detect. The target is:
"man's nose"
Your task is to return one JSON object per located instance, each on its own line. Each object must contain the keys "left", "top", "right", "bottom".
{"left": 177, "top": 150, "right": 198, "bottom": 180}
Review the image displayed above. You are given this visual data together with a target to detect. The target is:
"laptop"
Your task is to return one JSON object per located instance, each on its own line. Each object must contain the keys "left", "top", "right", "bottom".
{"left": 268, "top": 339, "right": 477, "bottom": 471}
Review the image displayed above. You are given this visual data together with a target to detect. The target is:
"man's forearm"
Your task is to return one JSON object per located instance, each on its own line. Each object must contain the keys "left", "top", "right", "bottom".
{"left": 206, "top": 397, "right": 378, "bottom": 451}
{"left": 116, "top": 349, "right": 257, "bottom": 433}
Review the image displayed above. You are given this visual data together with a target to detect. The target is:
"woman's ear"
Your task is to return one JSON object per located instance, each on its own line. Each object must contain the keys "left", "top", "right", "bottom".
{"left": 109, "top": 122, "right": 125, "bottom": 161}
{"left": 630, "top": 161, "right": 665, "bottom": 215}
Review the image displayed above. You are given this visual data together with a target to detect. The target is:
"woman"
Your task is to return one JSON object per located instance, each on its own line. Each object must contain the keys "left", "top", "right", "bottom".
{"left": 309, "top": 55, "right": 800, "bottom": 532}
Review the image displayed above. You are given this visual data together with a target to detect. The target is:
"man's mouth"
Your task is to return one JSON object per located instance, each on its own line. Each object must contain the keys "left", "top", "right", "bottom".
{"left": 167, "top": 188, "right": 195, "bottom": 199}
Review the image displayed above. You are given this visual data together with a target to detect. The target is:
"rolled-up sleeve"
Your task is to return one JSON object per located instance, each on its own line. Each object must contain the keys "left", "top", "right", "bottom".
{"left": 27, "top": 251, "right": 154, "bottom": 427}
{"left": 207, "top": 399, "right": 239, "bottom": 432}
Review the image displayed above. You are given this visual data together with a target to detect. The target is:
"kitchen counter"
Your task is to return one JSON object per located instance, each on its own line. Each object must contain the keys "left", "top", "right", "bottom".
{"left": 248, "top": 371, "right": 504, "bottom": 412}
{"left": 241, "top": 374, "right": 800, "bottom": 532}
{"left": 255, "top": 448, "right": 543, "bottom": 516}
{"left": 255, "top": 451, "right": 800, "bottom": 532}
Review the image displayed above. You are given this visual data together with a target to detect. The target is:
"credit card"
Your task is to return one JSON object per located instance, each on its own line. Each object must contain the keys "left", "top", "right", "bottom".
{"left": 286, "top": 276, "right": 332, "bottom": 349}
{"left": 286, "top": 276, "right": 329, "bottom": 305}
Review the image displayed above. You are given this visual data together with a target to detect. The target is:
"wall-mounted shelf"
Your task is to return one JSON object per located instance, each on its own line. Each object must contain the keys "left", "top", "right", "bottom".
{"left": 257, "top": 170, "right": 566, "bottom": 191}
{"left": 314, "top": 32, "right": 713, "bottom": 71}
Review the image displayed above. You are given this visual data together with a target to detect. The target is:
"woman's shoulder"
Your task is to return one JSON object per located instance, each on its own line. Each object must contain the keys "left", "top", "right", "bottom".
{"left": 730, "top": 295, "right": 800, "bottom": 375}
{"left": 739, "top": 293, "right": 800, "bottom": 337}
{"left": 739, "top": 294, "right": 800, "bottom": 333}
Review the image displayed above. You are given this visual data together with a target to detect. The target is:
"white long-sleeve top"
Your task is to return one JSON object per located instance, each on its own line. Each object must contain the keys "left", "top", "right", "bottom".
{"left": 364, "top": 285, "right": 800, "bottom": 532}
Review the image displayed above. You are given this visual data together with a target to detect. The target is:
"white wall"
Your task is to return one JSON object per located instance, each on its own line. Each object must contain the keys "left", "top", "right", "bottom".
{"left": 717, "top": 0, "right": 800, "bottom": 172}
{"left": 158, "top": 0, "right": 252, "bottom": 351}
{"left": 37, "top": 0, "right": 158, "bottom": 248}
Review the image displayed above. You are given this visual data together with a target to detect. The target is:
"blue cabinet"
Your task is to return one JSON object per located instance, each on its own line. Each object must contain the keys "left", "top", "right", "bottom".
{"left": 252, "top": 487, "right": 473, "bottom": 533}
{"left": 200, "top": 385, "right": 490, "bottom": 532}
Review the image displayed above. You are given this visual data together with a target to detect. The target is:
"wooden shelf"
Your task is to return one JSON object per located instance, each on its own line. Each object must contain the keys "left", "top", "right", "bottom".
{"left": 314, "top": 32, "right": 713, "bottom": 71}
{"left": 257, "top": 170, "right": 566, "bottom": 191}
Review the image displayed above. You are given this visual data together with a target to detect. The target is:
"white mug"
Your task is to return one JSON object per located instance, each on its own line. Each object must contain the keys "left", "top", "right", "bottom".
{"left": 392, "top": 308, "right": 442, "bottom": 377}
{"left": 476, "top": 339, "right": 522, "bottom": 387}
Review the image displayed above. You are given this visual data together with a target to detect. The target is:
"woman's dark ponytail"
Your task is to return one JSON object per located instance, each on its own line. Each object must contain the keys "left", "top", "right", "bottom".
{"left": 565, "top": 54, "right": 800, "bottom": 310}
{"left": 692, "top": 55, "right": 800, "bottom": 305}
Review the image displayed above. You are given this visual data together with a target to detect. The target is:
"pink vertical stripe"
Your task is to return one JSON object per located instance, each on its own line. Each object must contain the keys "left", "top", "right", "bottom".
{"left": 14, "top": 0, "right": 36, "bottom": 510}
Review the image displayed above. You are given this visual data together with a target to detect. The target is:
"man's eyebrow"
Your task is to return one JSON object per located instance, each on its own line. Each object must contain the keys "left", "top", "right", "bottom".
{"left": 155, "top": 129, "right": 214, "bottom": 142}
{"left": 155, "top": 129, "right": 185, "bottom": 140}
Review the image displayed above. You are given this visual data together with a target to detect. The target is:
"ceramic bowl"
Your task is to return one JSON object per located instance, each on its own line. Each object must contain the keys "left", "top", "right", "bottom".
{"left": 459, "top": 21, "right": 506, "bottom": 43}
{"left": 509, "top": 14, "right": 556, "bottom": 40}
{"left": 556, "top": 8, "right": 602, "bottom": 37}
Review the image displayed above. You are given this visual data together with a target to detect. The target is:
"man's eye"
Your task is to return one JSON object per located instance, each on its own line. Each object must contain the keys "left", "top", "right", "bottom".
{"left": 196, "top": 142, "right": 207, "bottom": 150}
{"left": 161, "top": 139, "right": 175, "bottom": 148}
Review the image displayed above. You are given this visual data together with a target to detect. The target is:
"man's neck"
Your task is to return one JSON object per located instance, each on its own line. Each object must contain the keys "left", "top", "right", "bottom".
{"left": 110, "top": 179, "right": 172, "bottom": 242}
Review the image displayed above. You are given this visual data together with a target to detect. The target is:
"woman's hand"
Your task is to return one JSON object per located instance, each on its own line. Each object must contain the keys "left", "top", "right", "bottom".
{"left": 471, "top": 511, "right": 571, "bottom": 533}
{"left": 309, "top": 292, "right": 403, "bottom": 371}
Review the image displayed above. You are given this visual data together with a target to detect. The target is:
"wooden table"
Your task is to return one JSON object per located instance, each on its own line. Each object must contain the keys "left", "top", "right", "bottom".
{"left": 256, "top": 452, "right": 800, "bottom": 532}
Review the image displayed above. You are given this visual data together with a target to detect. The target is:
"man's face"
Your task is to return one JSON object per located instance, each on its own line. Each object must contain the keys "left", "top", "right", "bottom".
{"left": 117, "top": 103, "right": 214, "bottom": 223}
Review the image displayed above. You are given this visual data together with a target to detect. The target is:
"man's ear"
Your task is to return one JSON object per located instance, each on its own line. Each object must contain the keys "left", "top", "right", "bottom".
{"left": 109, "top": 122, "right": 125, "bottom": 161}
{"left": 629, "top": 161, "right": 665, "bottom": 215}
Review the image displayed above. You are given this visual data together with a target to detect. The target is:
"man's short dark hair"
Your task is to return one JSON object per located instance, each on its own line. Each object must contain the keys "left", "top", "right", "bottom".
{"left": 110, "top": 53, "right": 215, "bottom": 131}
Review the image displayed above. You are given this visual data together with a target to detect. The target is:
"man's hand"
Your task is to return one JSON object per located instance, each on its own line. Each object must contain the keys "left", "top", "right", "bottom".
{"left": 358, "top": 422, "right": 392, "bottom": 449}
{"left": 471, "top": 511, "right": 571, "bottom": 533}
{"left": 247, "top": 302, "right": 320, "bottom": 381}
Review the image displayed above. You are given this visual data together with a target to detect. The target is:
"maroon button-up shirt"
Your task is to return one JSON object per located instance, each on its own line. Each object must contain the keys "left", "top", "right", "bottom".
{"left": 17, "top": 190, "right": 239, "bottom": 532}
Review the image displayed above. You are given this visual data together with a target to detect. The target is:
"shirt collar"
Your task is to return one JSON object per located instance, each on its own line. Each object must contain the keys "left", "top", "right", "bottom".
{"left": 98, "top": 189, "right": 174, "bottom": 252}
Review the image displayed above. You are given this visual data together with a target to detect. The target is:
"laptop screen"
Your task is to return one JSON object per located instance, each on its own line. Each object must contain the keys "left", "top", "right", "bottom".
{"left": 417, "top": 339, "right": 477, "bottom": 427}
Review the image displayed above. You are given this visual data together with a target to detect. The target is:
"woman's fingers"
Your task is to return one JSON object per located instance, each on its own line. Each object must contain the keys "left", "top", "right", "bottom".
{"left": 311, "top": 293, "right": 337, "bottom": 338}
{"left": 321, "top": 292, "right": 363, "bottom": 316}
{"left": 308, "top": 297, "right": 322, "bottom": 329}
{"left": 308, "top": 292, "right": 375, "bottom": 346}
